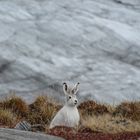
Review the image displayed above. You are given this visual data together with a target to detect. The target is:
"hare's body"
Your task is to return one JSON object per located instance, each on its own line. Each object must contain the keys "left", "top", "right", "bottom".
{"left": 49, "top": 82, "right": 80, "bottom": 129}
{"left": 50, "top": 105, "right": 80, "bottom": 128}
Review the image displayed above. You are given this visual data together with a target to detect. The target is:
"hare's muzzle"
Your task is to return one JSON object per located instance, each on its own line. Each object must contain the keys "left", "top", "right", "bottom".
{"left": 74, "top": 100, "right": 78, "bottom": 105}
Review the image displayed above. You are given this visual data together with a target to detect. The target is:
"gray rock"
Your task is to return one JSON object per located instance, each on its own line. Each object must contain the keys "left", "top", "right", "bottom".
{"left": 0, "top": 0, "right": 140, "bottom": 104}
{"left": 0, "top": 128, "right": 64, "bottom": 140}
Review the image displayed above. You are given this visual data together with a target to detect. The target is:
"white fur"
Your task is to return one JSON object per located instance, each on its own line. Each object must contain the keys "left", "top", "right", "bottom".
{"left": 49, "top": 105, "right": 80, "bottom": 128}
{"left": 49, "top": 82, "right": 80, "bottom": 129}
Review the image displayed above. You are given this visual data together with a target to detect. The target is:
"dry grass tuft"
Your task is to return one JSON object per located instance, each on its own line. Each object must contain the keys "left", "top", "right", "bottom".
{"left": 27, "top": 96, "right": 61, "bottom": 125}
{"left": 114, "top": 101, "right": 140, "bottom": 121}
{"left": 0, "top": 95, "right": 28, "bottom": 117}
{"left": 29, "top": 96, "right": 47, "bottom": 110}
{"left": 0, "top": 109, "right": 18, "bottom": 127}
{"left": 78, "top": 100, "right": 109, "bottom": 116}
{"left": 82, "top": 114, "right": 140, "bottom": 134}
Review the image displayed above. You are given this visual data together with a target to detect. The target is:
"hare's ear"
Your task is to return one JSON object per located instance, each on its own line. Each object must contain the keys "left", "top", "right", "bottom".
{"left": 72, "top": 82, "right": 80, "bottom": 94}
{"left": 63, "top": 82, "right": 68, "bottom": 95}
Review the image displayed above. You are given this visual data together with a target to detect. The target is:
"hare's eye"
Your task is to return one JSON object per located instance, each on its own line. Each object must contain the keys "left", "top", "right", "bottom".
{"left": 69, "top": 96, "right": 71, "bottom": 99}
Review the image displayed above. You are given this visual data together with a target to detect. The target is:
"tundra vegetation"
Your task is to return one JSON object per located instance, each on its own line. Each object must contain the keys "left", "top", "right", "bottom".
{"left": 0, "top": 95, "right": 140, "bottom": 139}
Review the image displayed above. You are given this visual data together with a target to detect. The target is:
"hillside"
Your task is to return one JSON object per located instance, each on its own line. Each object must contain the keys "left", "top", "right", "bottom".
{"left": 0, "top": 0, "right": 140, "bottom": 104}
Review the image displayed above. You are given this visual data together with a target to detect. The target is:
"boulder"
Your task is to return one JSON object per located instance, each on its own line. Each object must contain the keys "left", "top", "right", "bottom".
{"left": 0, "top": 128, "right": 64, "bottom": 140}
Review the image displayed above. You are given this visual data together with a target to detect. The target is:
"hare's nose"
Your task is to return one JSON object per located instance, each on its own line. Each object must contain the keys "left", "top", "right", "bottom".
{"left": 75, "top": 100, "right": 78, "bottom": 104}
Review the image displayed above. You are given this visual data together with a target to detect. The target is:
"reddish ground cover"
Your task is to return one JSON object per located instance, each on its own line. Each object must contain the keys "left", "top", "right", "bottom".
{"left": 47, "top": 126, "right": 140, "bottom": 140}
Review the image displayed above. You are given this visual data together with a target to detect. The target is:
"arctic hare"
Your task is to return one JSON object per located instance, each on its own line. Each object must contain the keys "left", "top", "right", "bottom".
{"left": 49, "top": 82, "right": 80, "bottom": 129}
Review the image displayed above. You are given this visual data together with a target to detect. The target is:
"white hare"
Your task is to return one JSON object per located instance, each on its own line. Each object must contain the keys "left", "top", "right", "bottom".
{"left": 49, "top": 82, "right": 80, "bottom": 129}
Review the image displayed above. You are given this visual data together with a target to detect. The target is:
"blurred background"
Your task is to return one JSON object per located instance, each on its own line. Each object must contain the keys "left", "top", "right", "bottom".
{"left": 0, "top": 0, "right": 140, "bottom": 104}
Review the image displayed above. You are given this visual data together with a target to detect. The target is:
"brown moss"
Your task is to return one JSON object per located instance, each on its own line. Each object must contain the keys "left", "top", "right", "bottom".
{"left": 78, "top": 100, "right": 109, "bottom": 116}
{"left": 0, "top": 109, "right": 18, "bottom": 127}
{"left": 27, "top": 96, "right": 61, "bottom": 125}
{"left": 114, "top": 101, "right": 140, "bottom": 121}
{"left": 0, "top": 95, "right": 28, "bottom": 117}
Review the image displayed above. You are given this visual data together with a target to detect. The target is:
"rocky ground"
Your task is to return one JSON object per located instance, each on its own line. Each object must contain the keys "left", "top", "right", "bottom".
{"left": 0, "top": 0, "right": 140, "bottom": 104}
